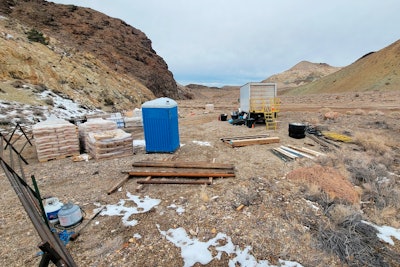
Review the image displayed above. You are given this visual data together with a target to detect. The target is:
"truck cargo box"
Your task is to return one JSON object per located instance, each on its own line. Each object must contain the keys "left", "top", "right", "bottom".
{"left": 240, "top": 82, "right": 277, "bottom": 113}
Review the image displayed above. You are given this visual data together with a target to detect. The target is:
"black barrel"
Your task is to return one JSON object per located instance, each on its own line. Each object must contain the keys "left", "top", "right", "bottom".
{"left": 288, "top": 123, "right": 306, "bottom": 139}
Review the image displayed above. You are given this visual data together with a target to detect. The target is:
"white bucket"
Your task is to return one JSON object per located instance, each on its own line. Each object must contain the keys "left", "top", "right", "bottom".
{"left": 43, "top": 197, "right": 63, "bottom": 224}
{"left": 58, "top": 202, "right": 83, "bottom": 227}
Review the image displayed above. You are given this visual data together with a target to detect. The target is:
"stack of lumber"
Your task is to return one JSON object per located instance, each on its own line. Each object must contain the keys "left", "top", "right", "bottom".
{"left": 78, "top": 118, "right": 117, "bottom": 152}
{"left": 107, "top": 160, "right": 236, "bottom": 194}
{"left": 271, "top": 145, "right": 326, "bottom": 161}
{"left": 221, "top": 134, "right": 279, "bottom": 147}
{"left": 87, "top": 129, "right": 133, "bottom": 160}
{"left": 32, "top": 117, "right": 80, "bottom": 162}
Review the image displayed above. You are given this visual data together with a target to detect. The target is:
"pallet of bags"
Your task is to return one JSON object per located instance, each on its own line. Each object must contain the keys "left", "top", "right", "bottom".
{"left": 33, "top": 117, "right": 80, "bottom": 162}
{"left": 87, "top": 129, "right": 133, "bottom": 160}
{"left": 78, "top": 118, "right": 117, "bottom": 153}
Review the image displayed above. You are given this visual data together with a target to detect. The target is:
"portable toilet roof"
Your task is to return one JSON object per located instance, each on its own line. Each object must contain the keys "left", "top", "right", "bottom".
{"left": 141, "top": 97, "right": 177, "bottom": 108}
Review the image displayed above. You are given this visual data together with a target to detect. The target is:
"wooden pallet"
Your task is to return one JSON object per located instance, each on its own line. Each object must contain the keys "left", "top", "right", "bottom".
{"left": 38, "top": 153, "right": 80, "bottom": 163}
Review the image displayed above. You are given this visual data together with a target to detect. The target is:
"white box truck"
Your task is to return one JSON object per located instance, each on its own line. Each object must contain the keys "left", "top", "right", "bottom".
{"left": 239, "top": 82, "right": 278, "bottom": 121}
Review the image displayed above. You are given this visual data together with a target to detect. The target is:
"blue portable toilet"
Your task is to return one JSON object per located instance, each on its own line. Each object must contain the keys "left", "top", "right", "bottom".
{"left": 142, "top": 97, "right": 180, "bottom": 153}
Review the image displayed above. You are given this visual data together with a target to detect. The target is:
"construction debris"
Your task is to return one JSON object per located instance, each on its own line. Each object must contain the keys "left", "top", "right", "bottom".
{"left": 220, "top": 134, "right": 279, "bottom": 147}
{"left": 32, "top": 117, "right": 80, "bottom": 162}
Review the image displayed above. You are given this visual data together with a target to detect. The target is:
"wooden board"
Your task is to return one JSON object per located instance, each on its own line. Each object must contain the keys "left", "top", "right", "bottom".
{"left": 229, "top": 137, "right": 280, "bottom": 147}
{"left": 132, "top": 161, "right": 234, "bottom": 170}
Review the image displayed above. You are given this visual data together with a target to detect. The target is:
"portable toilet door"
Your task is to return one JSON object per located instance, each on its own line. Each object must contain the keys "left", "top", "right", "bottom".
{"left": 141, "top": 97, "right": 180, "bottom": 153}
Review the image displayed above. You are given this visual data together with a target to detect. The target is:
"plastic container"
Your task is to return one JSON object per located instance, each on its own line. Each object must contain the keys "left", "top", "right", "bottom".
{"left": 58, "top": 202, "right": 83, "bottom": 227}
{"left": 246, "top": 118, "right": 255, "bottom": 128}
{"left": 43, "top": 197, "right": 63, "bottom": 224}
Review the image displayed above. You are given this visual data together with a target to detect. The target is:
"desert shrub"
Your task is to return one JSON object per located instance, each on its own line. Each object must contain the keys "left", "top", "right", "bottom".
{"left": 353, "top": 132, "right": 390, "bottom": 156}
{"left": 0, "top": 118, "right": 11, "bottom": 125}
{"left": 44, "top": 98, "right": 54, "bottom": 106}
{"left": 11, "top": 80, "right": 24, "bottom": 88}
{"left": 388, "top": 111, "right": 400, "bottom": 119}
{"left": 32, "top": 110, "right": 44, "bottom": 117}
{"left": 34, "top": 84, "right": 47, "bottom": 92}
{"left": 368, "top": 110, "right": 385, "bottom": 116}
{"left": 317, "top": 214, "right": 395, "bottom": 267}
{"left": 104, "top": 98, "right": 114, "bottom": 106}
{"left": 26, "top": 28, "right": 48, "bottom": 45}
{"left": 345, "top": 157, "right": 399, "bottom": 210}
{"left": 352, "top": 109, "right": 366, "bottom": 115}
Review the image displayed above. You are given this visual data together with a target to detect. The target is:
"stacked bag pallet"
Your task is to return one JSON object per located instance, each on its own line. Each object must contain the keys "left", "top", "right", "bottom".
{"left": 86, "top": 129, "right": 133, "bottom": 159}
{"left": 33, "top": 117, "right": 80, "bottom": 162}
{"left": 78, "top": 118, "right": 117, "bottom": 153}
{"left": 124, "top": 108, "right": 143, "bottom": 128}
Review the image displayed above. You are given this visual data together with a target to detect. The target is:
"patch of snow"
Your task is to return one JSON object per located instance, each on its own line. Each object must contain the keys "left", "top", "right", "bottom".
{"left": 362, "top": 220, "right": 400, "bottom": 246}
{"left": 100, "top": 192, "right": 161, "bottom": 227}
{"left": 157, "top": 225, "right": 303, "bottom": 267}
{"left": 39, "top": 90, "right": 100, "bottom": 119}
{"left": 167, "top": 203, "right": 185, "bottom": 215}
{"left": 192, "top": 140, "right": 212, "bottom": 146}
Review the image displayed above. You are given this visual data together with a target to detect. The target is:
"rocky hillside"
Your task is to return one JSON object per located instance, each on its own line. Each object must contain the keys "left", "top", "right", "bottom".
{"left": 285, "top": 40, "right": 400, "bottom": 95}
{"left": 263, "top": 61, "right": 342, "bottom": 94}
{"left": 0, "top": 0, "right": 179, "bottom": 112}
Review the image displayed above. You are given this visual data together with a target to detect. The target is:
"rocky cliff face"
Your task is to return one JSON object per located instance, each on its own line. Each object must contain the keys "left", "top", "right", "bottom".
{"left": 0, "top": 0, "right": 179, "bottom": 111}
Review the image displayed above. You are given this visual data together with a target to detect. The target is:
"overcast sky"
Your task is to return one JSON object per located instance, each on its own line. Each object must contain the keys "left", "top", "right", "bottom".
{"left": 50, "top": 0, "right": 399, "bottom": 87}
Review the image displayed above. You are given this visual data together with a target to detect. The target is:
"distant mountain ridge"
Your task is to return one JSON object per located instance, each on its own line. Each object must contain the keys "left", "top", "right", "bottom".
{"left": 285, "top": 40, "right": 400, "bottom": 95}
{"left": 263, "top": 61, "right": 342, "bottom": 93}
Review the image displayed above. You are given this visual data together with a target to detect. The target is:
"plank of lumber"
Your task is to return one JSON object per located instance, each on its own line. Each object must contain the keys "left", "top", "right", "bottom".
{"left": 280, "top": 146, "right": 315, "bottom": 159}
{"left": 107, "top": 174, "right": 130, "bottom": 195}
{"left": 230, "top": 137, "right": 280, "bottom": 147}
{"left": 136, "top": 176, "right": 151, "bottom": 192}
{"left": 128, "top": 171, "right": 235, "bottom": 178}
{"left": 132, "top": 161, "right": 234, "bottom": 170}
{"left": 286, "top": 145, "right": 326, "bottom": 157}
{"left": 220, "top": 134, "right": 270, "bottom": 141}
{"left": 273, "top": 147, "right": 298, "bottom": 160}
{"left": 136, "top": 179, "right": 212, "bottom": 185}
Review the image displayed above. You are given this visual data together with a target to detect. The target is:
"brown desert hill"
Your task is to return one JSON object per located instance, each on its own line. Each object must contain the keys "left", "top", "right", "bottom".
{"left": 285, "top": 39, "right": 400, "bottom": 95}
{"left": 0, "top": 0, "right": 179, "bottom": 107}
{"left": 263, "top": 61, "right": 342, "bottom": 94}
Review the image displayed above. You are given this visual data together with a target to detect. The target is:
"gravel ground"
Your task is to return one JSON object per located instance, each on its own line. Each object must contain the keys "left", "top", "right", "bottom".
{"left": 1, "top": 89, "right": 400, "bottom": 266}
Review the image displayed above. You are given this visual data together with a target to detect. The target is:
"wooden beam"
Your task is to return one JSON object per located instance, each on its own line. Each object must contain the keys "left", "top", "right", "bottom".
{"left": 107, "top": 175, "right": 130, "bottom": 195}
{"left": 136, "top": 179, "right": 212, "bottom": 185}
{"left": 136, "top": 176, "right": 151, "bottom": 192}
{"left": 220, "top": 134, "right": 270, "bottom": 141}
{"left": 280, "top": 146, "right": 315, "bottom": 159}
{"left": 229, "top": 137, "right": 280, "bottom": 147}
{"left": 132, "top": 161, "right": 234, "bottom": 170}
{"left": 273, "top": 147, "right": 298, "bottom": 160}
{"left": 128, "top": 171, "right": 235, "bottom": 178}
{"left": 287, "top": 145, "right": 326, "bottom": 157}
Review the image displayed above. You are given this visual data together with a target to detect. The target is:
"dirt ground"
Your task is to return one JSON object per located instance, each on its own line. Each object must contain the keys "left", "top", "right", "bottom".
{"left": 1, "top": 88, "right": 400, "bottom": 266}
